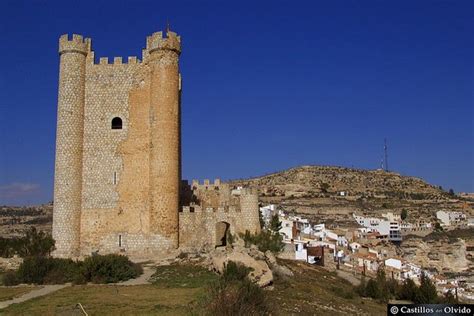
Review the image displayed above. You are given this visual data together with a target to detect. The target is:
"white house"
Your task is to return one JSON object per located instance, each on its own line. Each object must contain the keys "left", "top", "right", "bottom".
{"left": 353, "top": 213, "right": 402, "bottom": 242}
{"left": 349, "top": 242, "right": 361, "bottom": 252}
{"left": 280, "top": 217, "right": 294, "bottom": 240}
{"left": 259, "top": 204, "right": 277, "bottom": 227}
{"left": 436, "top": 210, "right": 467, "bottom": 226}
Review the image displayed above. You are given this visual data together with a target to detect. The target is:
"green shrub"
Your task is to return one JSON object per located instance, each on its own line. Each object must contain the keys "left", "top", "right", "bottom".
{"left": 365, "top": 279, "right": 379, "bottom": 299}
{"left": 2, "top": 270, "right": 20, "bottom": 286}
{"left": 0, "top": 227, "right": 55, "bottom": 258}
{"left": 355, "top": 276, "right": 366, "bottom": 296}
{"left": 82, "top": 254, "right": 142, "bottom": 283}
{"left": 240, "top": 230, "right": 284, "bottom": 254}
{"left": 8, "top": 254, "right": 140, "bottom": 285}
{"left": 222, "top": 261, "right": 251, "bottom": 282}
{"left": 398, "top": 278, "right": 418, "bottom": 301}
{"left": 414, "top": 273, "right": 438, "bottom": 304}
{"left": 16, "top": 256, "right": 80, "bottom": 285}
{"left": 195, "top": 261, "right": 270, "bottom": 315}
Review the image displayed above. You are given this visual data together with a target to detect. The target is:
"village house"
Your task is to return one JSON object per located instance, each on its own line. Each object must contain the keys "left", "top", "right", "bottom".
{"left": 436, "top": 210, "right": 467, "bottom": 227}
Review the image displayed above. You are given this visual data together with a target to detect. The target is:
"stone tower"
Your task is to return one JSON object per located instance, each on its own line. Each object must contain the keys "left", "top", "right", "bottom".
{"left": 52, "top": 35, "right": 91, "bottom": 258}
{"left": 51, "top": 29, "right": 260, "bottom": 259}
{"left": 148, "top": 32, "right": 181, "bottom": 248}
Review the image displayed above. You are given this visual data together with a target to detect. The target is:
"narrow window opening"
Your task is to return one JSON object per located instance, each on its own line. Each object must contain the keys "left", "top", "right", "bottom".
{"left": 118, "top": 234, "right": 122, "bottom": 247}
{"left": 113, "top": 172, "right": 117, "bottom": 185}
{"left": 112, "top": 117, "right": 123, "bottom": 129}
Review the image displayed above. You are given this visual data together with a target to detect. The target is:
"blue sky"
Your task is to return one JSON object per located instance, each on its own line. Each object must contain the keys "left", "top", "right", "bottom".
{"left": 0, "top": 0, "right": 472, "bottom": 205}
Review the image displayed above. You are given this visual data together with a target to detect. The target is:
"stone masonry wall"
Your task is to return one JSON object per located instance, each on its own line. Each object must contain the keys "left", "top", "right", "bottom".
{"left": 52, "top": 35, "right": 89, "bottom": 258}
{"left": 179, "top": 181, "right": 261, "bottom": 250}
{"left": 53, "top": 30, "right": 260, "bottom": 259}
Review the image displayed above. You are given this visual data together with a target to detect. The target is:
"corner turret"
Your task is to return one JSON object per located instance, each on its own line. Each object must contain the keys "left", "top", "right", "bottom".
{"left": 146, "top": 31, "right": 181, "bottom": 54}
{"left": 59, "top": 34, "right": 91, "bottom": 55}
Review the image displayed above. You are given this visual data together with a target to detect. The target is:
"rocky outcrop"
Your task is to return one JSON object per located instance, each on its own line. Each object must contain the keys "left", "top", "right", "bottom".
{"left": 264, "top": 250, "right": 293, "bottom": 278}
{"left": 207, "top": 245, "right": 273, "bottom": 287}
{"left": 401, "top": 236, "right": 472, "bottom": 273}
{"left": 0, "top": 256, "right": 23, "bottom": 271}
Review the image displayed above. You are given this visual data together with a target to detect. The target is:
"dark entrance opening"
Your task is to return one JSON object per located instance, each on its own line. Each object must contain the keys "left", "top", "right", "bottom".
{"left": 215, "top": 221, "right": 230, "bottom": 247}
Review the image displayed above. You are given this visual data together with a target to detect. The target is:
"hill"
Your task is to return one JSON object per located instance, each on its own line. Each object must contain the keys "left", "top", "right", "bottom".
{"left": 0, "top": 203, "right": 52, "bottom": 238}
{"left": 230, "top": 165, "right": 472, "bottom": 226}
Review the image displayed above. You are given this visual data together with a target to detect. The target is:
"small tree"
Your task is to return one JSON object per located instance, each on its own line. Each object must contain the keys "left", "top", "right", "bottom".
{"left": 365, "top": 279, "right": 379, "bottom": 299}
{"left": 441, "top": 290, "right": 458, "bottom": 304}
{"left": 18, "top": 227, "right": 55, "bottom": 257}
{"left": 398, "top": 278, "right": 419, "bottom": 301}
{"left": 320, "top": 182, "right": 329, "bottom": 193}
{"left": 415, "top": 273, "right": 438, "bottom": 304}
{"left": 434, "top": 222, "right": 444, "bottom": 232}
{"left": 401, "top": 209, "right": 408, "bottom": 221}
{"left": 375, "top": 267, "right": 389, "bottom": 302}
{"left": 258, "top": 209, "right": 265, "bottom": 229}
{"left": 448, "top": 189, "right": 455, "bottom": 196}
{"left": 269, "top": 214, "right": 282, "bottom": 234}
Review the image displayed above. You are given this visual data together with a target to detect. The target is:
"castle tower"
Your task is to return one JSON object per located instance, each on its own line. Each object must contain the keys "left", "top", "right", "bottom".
{"left": 52, "top": 34, "right": 90, "bottom": 257}
{"left": 147, "top": 31, "right": 181, "bottom": 248}
{"left": 239, "top": 188, "right": 262, "bottom": 234}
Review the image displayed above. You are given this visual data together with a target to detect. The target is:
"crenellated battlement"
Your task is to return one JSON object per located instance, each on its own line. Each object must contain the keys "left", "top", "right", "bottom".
{"left": 59, "top": 34, "right": 91, "bottom": 55}
{"left": 191, "top": 178, "right": 222, "bottom": 189}
{"left": 146, "top": 31, "right": 181, "bottom": 54}
{"left": 180, "top": 204, "right": 239, "bottom": 214}
{"left": 91, "top": 56, "right": 141, "bottom": 65}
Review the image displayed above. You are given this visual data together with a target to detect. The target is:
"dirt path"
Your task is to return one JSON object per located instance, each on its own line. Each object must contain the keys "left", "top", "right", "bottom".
{"left": 116, "top": 266, "right": 154, "bottom": 286}
{"left": 0, "top": 284, "right": 70, "bottom": 309}
{"left": 336, "top": 269, "right": 361, "bottom": 286}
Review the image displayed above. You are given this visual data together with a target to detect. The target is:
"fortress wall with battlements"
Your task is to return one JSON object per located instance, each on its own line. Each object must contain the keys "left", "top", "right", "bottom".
{"left": 52, "top": 31, "right": 260, "bottom": 259}
{"left": 179, "top": 182, "right": 261, "bottom": 250}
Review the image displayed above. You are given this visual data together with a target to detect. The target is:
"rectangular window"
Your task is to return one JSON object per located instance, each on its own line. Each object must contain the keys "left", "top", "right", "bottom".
{"left": 118, "top": 234, "right": 122, "bottom": 247}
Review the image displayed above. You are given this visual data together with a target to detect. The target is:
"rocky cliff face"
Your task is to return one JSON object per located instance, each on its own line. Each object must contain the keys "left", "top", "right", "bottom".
{"left": 400, "top": 234, "right": 473, "bottom": 274}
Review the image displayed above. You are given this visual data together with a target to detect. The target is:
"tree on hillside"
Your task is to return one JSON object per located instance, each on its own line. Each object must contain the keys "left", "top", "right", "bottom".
{"left": 415, "top": 273, "right": 438, "bottom": 304}
{"left": 269, "top": 214, "right": 282, "bottom": 234}
{"left": 18, "top": 227, "right": 55, "bottom": 257}
{"left": 448, "top": 189, "right": 455, "bottom": 196}
{"left": 398, "top": 278, "right": 419, "bottom": 301}
{"left": 320, "top": 182, "right": 329, "bottom": 193}
{"left": 376, "top": 267, "right": 390, "bottom": 302}
{"left": 401, "top": 209, "right": 408, "bottom": 221}
{"left": 365, "top": 279, "right": 379, "bottom": 299}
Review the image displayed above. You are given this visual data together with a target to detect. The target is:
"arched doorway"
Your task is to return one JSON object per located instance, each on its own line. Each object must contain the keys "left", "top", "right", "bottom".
{"left": 215, "top": 221, "right": 230, "bottom": 247}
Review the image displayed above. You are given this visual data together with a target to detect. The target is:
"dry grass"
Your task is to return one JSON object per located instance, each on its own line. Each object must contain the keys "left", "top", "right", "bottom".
{"left": 0, "top": 286, "right": 41, "bottom": 301}
{"left": 2, "top": 285, "right": 202, "bottom": 315}
{"left": 270, "top": 260, "right": 387, "bottom": 315}
{"left": 2, "top": 261, "right": 387, "bottom": 315}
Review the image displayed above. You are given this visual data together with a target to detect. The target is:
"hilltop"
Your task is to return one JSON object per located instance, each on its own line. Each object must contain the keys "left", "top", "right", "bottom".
{"left": 231, "top": 165, "right": 447, "bottom": 198}
{"left": 230, "top": 165, "right": 472, "bottom": 226}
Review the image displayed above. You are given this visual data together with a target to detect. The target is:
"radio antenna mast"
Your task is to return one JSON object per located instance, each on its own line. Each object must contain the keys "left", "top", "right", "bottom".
{"left": 384, "top": 138, "right": 389, "bottom": 172}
